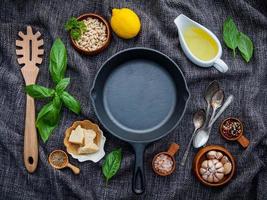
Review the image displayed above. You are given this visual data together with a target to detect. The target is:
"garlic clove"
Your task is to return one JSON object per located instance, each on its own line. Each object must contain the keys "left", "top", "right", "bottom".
{"left": 207, "top": 151, "right": 217, "bottom": 159}
{"left": 200, "top": 167, "right": 207, "bottom": 175}
{"left": 208, "top": 160, "right": 214, "bottom": 168}
{"left": 201, "top": 160, "right": 208, "bottom": 168}
{"left": 217, "top": 167, "right": 225, "bottom": 173}
{"left": 215, "top": 161, "right": 223, "bottom": 169}
{"left": 216, "top": 152, "right": 223, "bottom": 160}
{"left": 202, "top": 174, "right": 208, "bottom": 181}
{"left": 215, "top": 172, "right": 224, "bottom": 180}
{"left": 221, "top": 156, "right": 230, "bottom": 164}
{"left": 212, "top": 159, "right": 219, "bottom": 165}
{"left": 213, "top": 176, "right": 220, "bottom": 183}
{"left": 208, "top": 174, "right": 214, "bottom": 182}
{"left": 224, "top": 162, "right": 232, "bottom": 175}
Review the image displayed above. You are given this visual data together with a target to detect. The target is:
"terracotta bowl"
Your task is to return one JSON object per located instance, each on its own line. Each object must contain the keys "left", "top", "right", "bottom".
{"left": 64, "top": 120, "right": 101, "bottom": 156}
{"left": 70, "top": 13, "right": 111, "bottom": 55}
{"left": 193, "top": 145, "right": 235, "bottom": 187}
{"left": 220, "top": 117, "right": 250, "bottom": 148}
{"left": 152, "top": 143, "right": 180, "bottom": 176}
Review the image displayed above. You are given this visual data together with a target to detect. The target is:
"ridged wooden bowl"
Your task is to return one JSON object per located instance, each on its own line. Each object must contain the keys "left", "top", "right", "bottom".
{"left": 193, "top": 145, "right": 236, "bottom": 187}
{"left": 64, "top": 120, "right": 101, "bottom": 156}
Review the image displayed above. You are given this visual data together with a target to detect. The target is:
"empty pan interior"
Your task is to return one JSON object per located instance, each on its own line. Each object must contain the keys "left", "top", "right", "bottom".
{"left": 91, "top": 48, "right": 189, "bottom": 143}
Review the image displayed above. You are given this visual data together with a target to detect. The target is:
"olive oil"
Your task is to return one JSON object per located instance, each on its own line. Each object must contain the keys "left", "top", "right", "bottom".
{"left": 183, "top": 27, "right": 218, "bottom": 61}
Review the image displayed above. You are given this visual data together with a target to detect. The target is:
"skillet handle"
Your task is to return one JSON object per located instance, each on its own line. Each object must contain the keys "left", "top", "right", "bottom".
{"left": 132, "top": 143, "right": 146, "bottom": 195}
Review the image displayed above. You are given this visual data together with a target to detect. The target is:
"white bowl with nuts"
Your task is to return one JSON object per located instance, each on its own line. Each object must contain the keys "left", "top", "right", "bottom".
{"left": 193, "top": 145, "right": 235, "bottom": 187}
{"left": 70, "top": 13, "right": 111, "bottom": 55}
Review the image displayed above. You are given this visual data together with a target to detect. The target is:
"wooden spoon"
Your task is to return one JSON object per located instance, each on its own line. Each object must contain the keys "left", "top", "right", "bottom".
{"left": 152, "top": 143, "right": 180, "bottom": 176}
{"left": 48, "top": 150, "right": 80, "bottom": 174}
{"left": 16, "top": 26, "right": 44, "bottom": 173}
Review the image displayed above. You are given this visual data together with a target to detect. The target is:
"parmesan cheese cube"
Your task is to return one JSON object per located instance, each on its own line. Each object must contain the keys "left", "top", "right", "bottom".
{"left": 77, "top": 143, "right": 99, "bottom": 154}
{"left": 77, "top": 130, "right": 99, "bottom": 154}
{"left": 68, "top": 125, "right": 84, "bottom": 145}
{"left": 83, "top": 129, "right": 96, "bottom": 140}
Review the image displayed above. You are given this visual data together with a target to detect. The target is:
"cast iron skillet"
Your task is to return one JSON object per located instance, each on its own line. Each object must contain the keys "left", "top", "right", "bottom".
{"left": 91, "top": 47, "right": 190, "bottom": 194}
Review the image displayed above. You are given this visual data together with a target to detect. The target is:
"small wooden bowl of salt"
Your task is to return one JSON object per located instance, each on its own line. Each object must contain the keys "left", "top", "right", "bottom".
{"left": 70, "top": 13, "right": 111, "bottom": 55}
{"left": 152, "top": 143, "right": 180, "bottom": 176}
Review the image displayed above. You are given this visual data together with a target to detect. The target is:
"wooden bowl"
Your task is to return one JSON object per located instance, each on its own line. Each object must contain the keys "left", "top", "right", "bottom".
{"left": 193, "top": 145, "right": 235, "bottom": 187}
{"left": 64, "top": 120, "right": 101, "bottom": 155}
{"left": 152, "top": 143, "right": 179, "bottom": 176}
{"left": 220, "top": 117, "right": 250, "bottom": 148}
{"left": 70, "top": 13, "right": 111, "bottom": 55}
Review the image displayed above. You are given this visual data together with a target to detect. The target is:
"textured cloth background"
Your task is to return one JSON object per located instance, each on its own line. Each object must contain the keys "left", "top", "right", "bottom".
{"left": 0, "top": 0, "right": 266, "bottom": 199}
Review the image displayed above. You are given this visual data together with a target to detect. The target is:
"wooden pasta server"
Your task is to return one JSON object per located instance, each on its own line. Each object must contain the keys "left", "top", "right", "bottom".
{"left": 16, "top": 26, "right": 44, "bottom": 173}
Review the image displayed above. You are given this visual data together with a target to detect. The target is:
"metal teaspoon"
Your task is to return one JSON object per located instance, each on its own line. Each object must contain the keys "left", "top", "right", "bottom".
{"left": 192, "top": 95, "right": 234, "bottom": 148}
{"left": 203, "top": 81, "right": 220, "bottom": 127}
{"left": 181, "top": 109, "right": 205, "bottom": 166}
{"left": 209, "top": 89, "right": 224, "bottom": 124}
{"left": 192, "top": 90, "right": 224, "bottom": 148}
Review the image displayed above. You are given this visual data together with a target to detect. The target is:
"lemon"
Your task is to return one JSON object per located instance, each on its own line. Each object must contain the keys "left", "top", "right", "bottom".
{"left": 110, "top": 8, "right": 141, "bottom": 39}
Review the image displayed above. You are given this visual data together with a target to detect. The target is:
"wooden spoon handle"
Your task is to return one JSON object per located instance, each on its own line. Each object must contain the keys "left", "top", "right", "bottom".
{"left": 237, "top": 135, "right": 250, "bottom": 148}
{"left": 167, "top": 143, "right": 180, "bottom": 157}
{"left": 24, "top": 94, "right": 38, "bottom": 173}
{"left": 67, "top": 163, "right": 80, "bottom": 174}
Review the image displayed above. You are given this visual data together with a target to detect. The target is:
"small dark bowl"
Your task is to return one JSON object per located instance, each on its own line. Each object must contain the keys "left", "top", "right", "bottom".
{"left": 70, "top": 13, "right": 111, "bottom": 55}
{"left": 220, "top": 117, "right": 250, "bottom": 148}
{"left": 193, "top": 145, "right": 235, "bottom": 187}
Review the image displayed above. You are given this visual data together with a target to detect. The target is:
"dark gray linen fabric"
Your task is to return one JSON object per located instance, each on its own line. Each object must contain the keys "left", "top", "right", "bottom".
{"left": 0, "top": 0, "right": 266, "bottom": 199}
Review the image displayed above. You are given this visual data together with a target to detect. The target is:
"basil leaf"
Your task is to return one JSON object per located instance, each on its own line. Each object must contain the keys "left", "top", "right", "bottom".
{"left": 43, "top": 94, "right": 61, "bottom": 126}
{"left": 49, "top": 38, "right": 67, "bottom": 84}
{"left": 36, "top": 95, "right": 62, "bottom": 142}
{"left": 25, "top": 84, "right": 54, "bottom": 99}
{"left": 223, "top": 17, "right": 239, "bottom": 56}
{"left": 60, "top": 91, "right": 81, "bottom": 114}
{"left": 36, "top": 119, "right": 58, "bottom": 143}
{"left": 102, "top": 148, "right": 122, "bottom": 185}
{"left": 237, "top": 32, "right": 253, "bottom": 62}
{"left": 55, "top": 78, "right": 70, "bottom": 94}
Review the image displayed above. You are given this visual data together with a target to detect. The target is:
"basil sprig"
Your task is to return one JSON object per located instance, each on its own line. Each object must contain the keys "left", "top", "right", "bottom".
{"left": 223, "top": 17, "right": 253, "bottom": 62}
{"left": 65, "top": 17, "right": 87, "bottom": 40}
{"left": 25, "top": 38, "right": 81, "bottom": 142}
{"left": 102, "top": 148, "right": 122, "bottom": 186}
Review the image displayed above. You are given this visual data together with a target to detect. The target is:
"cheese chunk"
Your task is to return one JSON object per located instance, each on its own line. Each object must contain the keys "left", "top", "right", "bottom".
{"left": 84, "top": 129, "right": 96, "bottom": 140}
{"left": 68, "top": 125, "right": 84, "bottom": 145}
{"left": 78, "top": 130, "right": 99, "bottom": 154}
{"left": 78, "top": 143, "right": 99, "bottom": 154}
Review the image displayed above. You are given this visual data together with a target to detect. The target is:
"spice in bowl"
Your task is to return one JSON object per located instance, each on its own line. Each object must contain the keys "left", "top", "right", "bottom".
{"left": 75, "top": 17, "right": 107, "bottom": 52}
{"left": 152, "top": 143, "right": 179, "bottom": 176}
{"left": 49, "top": 150, "right": 67, "bottom": 168}
{"left": 48, "top": 150, "right": 80, "bottom": 174}
{"left": 221, "top": 118, "right": 242, "bottom": 139}
{"left": 65, "top": 14, "right": 110, "bottom": 54}
{"left": 153, "top": 153, "right": 174, "bottom": 175}
{"left": 220, "top": 117, "right": 250, "bottom": 148}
